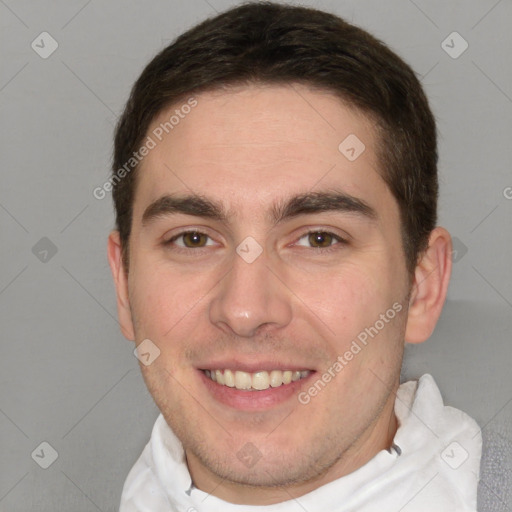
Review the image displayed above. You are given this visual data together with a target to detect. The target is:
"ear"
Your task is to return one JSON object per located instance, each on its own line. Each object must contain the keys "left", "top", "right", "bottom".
{"left": 107, "top": 231, "right": 135, "bottom": 341}
{"left": 404, "top": 227, "right": 453, "bottom": 344}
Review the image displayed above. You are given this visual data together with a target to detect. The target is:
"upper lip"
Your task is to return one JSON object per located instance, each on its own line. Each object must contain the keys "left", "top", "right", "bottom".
{"left": 198, "top": 359, "right": 315, "bottom": 373}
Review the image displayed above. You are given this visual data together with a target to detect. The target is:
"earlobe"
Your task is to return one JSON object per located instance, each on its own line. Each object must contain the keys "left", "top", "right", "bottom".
{"left": 404, "top": 227, "right": 453, "bottom": 344}
{"left": 107, "top": 231, "right": 135, "bottom": 341}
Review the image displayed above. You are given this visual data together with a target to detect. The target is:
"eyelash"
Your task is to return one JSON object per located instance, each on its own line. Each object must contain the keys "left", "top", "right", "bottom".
{"left": 162, "top": 229, "right": 347, "bottom": 255}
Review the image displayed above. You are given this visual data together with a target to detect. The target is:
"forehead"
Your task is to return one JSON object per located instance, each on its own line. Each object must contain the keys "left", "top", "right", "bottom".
{"left": 134, "top": 84, "right": 393, "bottom": 222}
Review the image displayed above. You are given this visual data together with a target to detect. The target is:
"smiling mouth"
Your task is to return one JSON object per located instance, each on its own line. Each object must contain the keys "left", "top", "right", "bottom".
{"left": 202, "top": 369, "right": 311, "bottom": 391}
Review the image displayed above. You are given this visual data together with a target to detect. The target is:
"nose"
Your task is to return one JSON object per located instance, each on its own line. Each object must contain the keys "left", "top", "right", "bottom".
{"left": 209, "top": 244, "right": 293, "bottom": 338}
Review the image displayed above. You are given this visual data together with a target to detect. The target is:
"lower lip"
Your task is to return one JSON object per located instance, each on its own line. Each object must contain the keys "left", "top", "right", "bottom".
{"left": 198, "top": 370, "right": 314, "bottom": 411}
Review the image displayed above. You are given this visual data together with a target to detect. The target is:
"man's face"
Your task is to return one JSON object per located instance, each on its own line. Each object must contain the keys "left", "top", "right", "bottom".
{"left": 119, "top": 84, "right": 412, "bottom": 495}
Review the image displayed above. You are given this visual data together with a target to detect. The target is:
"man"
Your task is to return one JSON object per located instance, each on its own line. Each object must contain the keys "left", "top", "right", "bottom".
{"left": 107, "top": 2, "right": 482, "bottom": 510}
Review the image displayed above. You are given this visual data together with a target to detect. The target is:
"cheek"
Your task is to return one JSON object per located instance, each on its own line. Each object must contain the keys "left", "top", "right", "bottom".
{"left": 287, "top": 259, "right": 395, "bottom": 331}
{"left": 128, "top": 262, "right": 201, "bottom": 340}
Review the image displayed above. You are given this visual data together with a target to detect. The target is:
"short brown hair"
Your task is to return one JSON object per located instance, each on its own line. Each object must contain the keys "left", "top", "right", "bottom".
{"left": 112, "top": 1, "right": 438, "bottom": 277}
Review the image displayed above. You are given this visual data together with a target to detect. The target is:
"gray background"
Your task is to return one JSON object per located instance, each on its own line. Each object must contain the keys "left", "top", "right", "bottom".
{"left": 0, "top": 0, "right": 511, "bottom": 510}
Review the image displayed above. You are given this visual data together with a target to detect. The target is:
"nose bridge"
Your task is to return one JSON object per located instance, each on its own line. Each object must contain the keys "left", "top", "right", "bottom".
{"left": 209, "top": 241, "right": 292, "bottom": 337}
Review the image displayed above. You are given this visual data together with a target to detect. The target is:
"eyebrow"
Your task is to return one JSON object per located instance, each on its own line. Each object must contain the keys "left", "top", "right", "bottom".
{"left": 141, "top": 190, "right": 378, "bottom": 227}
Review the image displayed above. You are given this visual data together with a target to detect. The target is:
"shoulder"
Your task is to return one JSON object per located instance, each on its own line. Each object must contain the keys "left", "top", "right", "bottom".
{"left": 478, "top": 425, "right": 512, "bottom": 512}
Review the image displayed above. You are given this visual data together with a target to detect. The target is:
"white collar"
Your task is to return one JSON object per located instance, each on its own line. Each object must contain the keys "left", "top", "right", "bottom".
{"left": 120, "top": 374, "right": 482, "bottom": 511}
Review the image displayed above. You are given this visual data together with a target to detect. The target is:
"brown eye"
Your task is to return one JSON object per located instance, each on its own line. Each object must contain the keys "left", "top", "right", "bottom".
{"left": 164, "top": 231, "right": 214, "bottom": 249}
{"left": 294, "top": 230, "right": 347, "bottom": 253}
{"left": 308, "top": 232, "right": 335, "bottom": 248}
{"left": 180, "top": 231, "right": 208, "bottom": 247}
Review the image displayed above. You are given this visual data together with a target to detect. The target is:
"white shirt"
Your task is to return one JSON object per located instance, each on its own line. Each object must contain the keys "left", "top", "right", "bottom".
{"left": 120, "top": 374, "right": 482, "bottom": 511}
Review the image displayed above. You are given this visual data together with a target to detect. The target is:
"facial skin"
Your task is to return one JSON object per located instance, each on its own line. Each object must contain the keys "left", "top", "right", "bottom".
{"left": 108, "top": 84, "right": 452, "bottom": 505}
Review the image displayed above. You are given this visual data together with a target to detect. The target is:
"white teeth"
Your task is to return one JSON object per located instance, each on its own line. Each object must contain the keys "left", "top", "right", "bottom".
{"left": 269, "top": 370, "right": 282, "bottom": 387}
{"left": 252, "top": 371, "right": 269, "bottom": 390}
{"left": 223, "top": 369, "right": 235, "bottom": 387}
{"left": 204, "top": 369, "right": 311, "bottom": 391}
{"left": 282, "top": 370, "right": 292, "bottom": 385}
{"left": 235, "top": 370, "right": 252, "bottom": 390}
